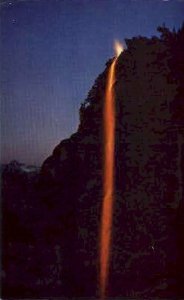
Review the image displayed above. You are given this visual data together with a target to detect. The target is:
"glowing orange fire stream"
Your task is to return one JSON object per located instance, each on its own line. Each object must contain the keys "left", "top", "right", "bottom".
{"left": 100, "top": 40, "right": 123, "bottom": 299}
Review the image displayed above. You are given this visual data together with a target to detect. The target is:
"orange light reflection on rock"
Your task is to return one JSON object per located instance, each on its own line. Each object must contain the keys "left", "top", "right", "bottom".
{"left": 100, "top": 41, "right": 123, "bottom": 299}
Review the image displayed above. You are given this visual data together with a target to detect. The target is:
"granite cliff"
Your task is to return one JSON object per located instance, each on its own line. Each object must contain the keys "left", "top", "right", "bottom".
{"left": 2, "top": 25, "right": 184, "bottom": 298}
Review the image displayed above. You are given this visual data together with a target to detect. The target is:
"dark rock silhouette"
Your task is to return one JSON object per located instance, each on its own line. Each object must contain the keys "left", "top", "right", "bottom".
{"left": 1, "top": 25, "right": 184, "bottom": 298}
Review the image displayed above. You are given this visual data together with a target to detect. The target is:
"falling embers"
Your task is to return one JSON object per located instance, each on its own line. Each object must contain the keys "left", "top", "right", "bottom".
{"left": 99, "top": 41, "right": 123, "bottom": 299}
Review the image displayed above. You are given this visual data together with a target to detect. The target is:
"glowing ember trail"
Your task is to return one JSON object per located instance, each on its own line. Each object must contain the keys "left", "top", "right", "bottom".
{"left": 100, "top": 40, "right": 123, "bottom": 299}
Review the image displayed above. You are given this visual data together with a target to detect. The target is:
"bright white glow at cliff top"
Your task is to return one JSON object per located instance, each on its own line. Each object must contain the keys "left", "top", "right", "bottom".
{"left": 114, "top": 40, "right": 124, "bottom": 57}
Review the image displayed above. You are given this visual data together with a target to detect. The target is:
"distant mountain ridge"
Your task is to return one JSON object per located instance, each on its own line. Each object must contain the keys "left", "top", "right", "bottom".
{"left": 1, "top": 160, "right": 40, "bottom": 173}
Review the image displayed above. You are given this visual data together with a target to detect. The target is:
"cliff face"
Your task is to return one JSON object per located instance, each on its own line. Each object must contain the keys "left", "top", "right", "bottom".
{"left": 39, "top": 26, "right": 184, "bottom": 297}
{"left": 2, "top": 26, "right": 184, "bottom": 298}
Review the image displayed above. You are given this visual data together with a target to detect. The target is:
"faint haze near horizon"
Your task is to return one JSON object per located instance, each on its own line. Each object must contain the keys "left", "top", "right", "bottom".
{"left": 1, "top": 0, "right": 184, "bottom": 165}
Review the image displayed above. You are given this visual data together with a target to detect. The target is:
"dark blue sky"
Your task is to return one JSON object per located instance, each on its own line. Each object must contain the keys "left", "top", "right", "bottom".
{"left": 1, "top": 0, "right": 184, "bottom": 165}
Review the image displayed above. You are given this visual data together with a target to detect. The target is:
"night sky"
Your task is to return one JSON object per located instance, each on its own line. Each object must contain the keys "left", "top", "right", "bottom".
{"left": 1, "top": 0, "right": 184, "bottom": 165}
